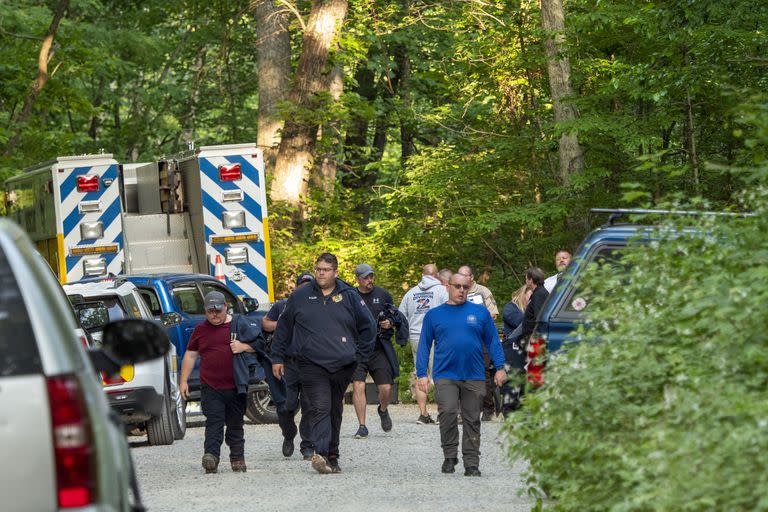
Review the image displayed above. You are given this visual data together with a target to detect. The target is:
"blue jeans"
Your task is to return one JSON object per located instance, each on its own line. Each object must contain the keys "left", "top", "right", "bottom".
{"left": 200, "top": 384, "right": 246, "bottom": 460}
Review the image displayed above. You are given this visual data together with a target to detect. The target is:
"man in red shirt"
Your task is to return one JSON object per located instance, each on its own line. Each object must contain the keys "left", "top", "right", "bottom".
{"left": 180, "top": 291, "right": 256, "bottom": 474}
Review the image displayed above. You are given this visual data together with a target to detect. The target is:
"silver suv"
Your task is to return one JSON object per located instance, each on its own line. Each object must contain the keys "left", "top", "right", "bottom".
{"left": 64, "top": 280, "right": 186, "bottom": 445}
{"left": 0, "top": 219, "right": 168, "bottom": 511}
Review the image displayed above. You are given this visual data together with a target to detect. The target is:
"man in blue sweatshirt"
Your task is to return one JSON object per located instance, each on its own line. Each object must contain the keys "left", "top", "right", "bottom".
{"left": 416, "top": 272, "right": 506, "bottom": 477}
{"left": 271, "top": 253, "right": 376, "bottom": 474}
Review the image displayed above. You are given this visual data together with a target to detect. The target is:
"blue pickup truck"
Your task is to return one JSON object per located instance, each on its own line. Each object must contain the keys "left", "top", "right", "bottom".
{"left": 84, "top": 273, "right": 276, "bottom": 424}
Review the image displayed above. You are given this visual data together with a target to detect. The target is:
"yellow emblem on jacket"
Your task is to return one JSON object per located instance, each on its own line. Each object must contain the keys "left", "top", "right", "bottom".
{"left": 332, "top": 294, "right": 343, "bottom": 303}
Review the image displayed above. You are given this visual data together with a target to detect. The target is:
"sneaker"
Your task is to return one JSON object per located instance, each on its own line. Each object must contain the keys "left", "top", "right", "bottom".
{"left": 378, "top": 405, "right": 393, "bottom": 432}
{"left": 231, "top": 459, "right": 247, "bottom": 472}
{"left": 354, "top": 424, "right": 369, "bottom": 439}
{"left": 464, "top": 466, "right": 482, "bottom": 477}
{"left": 301, "top": 448, "right": 314, "bottom": 461}
{"left": 282, "top": 437, "right": 295, "bottom": 457}
{"left": 328, "top": 458, "right": 342, "bottom": 473}
{"left": 441, "top": 457, "right": 458, "bottom": 474}
{"left": 202, "top": 453, "right": 219, "bottom": 474}
{"left": 311, "top": 454, "right": 333, "bottom": 474}
{"left": 417, "top": 414, "right": 436, "bottom": 425}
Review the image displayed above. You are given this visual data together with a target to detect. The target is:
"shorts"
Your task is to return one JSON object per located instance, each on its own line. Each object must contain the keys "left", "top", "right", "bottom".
{"left": 410, "top": 338, "right": 434, "bottom": 379}
{"left": 353, "top": 349, "right": 394, "bottom": 385}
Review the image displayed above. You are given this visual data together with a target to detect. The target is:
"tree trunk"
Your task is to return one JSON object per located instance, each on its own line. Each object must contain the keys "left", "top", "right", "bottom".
{"left": 255, "top": 0, "right": 291, "bottom": 171}
{"left": 270, "top": 0, "right": 349, "bottom": 209}
{"left": 312, "top": 63, "right": 344, "bottom": 192}
{"left": 342, "top": 53, "right": 379, "bottom": 189}
{"left": 3, "top": 0, "right": 69, "bottom": 156}
{"left": 540, "top": 0, "right": 584, "bottom": 185}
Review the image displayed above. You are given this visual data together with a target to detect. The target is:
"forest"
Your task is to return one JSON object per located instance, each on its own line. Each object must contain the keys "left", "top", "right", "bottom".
{"left": 1, "top": 0, "right": 765, "bottom": 300}
{"left": 3, "top": 3, "right": 767, "bottom": 508}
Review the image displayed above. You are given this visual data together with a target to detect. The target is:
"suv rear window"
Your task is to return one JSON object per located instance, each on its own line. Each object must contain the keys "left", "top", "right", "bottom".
{"left": 555, "top": 244, "right": 626, "bottom": 319}
{"left": 0, "top": 246, "right": 41, "bottom": 376}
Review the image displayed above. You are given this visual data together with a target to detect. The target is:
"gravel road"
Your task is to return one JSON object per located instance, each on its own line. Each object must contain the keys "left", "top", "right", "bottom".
{"left": 131, "top": 403, "right": 533, "bottom": 512}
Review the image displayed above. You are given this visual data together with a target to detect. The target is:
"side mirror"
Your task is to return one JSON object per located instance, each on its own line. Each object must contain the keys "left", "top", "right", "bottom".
{"left": 160, "top": 311, "right": 182, "bottom": 327}
{"left": 242, "top": 297, "right": 259, "bottom": 313}
{"left": 74, "top": 302, "right": 110, "bottom": 331}
{"left": 88, "top": 319, "right": 170, "bottom": 376}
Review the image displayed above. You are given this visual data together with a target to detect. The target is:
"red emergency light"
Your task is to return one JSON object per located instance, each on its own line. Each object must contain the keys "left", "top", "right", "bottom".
{"left": 218, "top": 163, "right": 242, "bottom": 181}
{"left": 76, "top": 175, "right": 99, "bottom": 193}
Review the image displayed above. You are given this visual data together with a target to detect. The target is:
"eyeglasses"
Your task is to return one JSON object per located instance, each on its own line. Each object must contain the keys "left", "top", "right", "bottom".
{"left": 451, "top": 283, "right": 471, "bottom": 290}
{"left": 314, "top": 267, "right": 335, "bottom": 273}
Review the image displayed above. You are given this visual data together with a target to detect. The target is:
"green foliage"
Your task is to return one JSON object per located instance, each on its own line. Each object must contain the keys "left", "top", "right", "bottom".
{"left": 505, "top": 100, "right": 768, "bottom": 510}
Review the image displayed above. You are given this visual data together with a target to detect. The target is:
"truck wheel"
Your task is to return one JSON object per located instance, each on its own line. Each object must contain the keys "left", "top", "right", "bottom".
{"left": 245, "top": 380, "right": 278, "bottom": 424}
{"left": 147, "top": 380, "right": 175, "bottom": 445}
{"left": 171, "top": 379, "right": 186, "bottom": 440}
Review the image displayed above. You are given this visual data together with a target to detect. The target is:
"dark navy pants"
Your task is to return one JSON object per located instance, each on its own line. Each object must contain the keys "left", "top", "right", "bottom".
{"left": 279, "top": 358, "right": 313, "bottom": 452}
{"left": 200, "top": 384, "right": 246, "bottom": 460}
{"left": 298, "top": 360, "right": 356, "bottom": 460}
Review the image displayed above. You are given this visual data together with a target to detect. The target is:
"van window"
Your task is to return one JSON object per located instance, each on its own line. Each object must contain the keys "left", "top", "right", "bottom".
{"left": 121, "top": 293, "right": 144, "bottom": 319}
{"left": 0, "top": 246, "right": 41, "bottom": 376}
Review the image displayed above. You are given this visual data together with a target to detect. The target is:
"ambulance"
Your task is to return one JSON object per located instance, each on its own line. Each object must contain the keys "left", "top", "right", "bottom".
{"left": 4, "top": 143, "right": 274, "bottom": 305}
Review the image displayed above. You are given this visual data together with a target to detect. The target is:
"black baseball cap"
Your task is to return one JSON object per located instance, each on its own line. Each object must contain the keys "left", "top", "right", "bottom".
{"left": 296, "top": 272, "right": 313, "bottom": 286}
{"left": 204, "top": 291, "right": 227, "bottom": 311}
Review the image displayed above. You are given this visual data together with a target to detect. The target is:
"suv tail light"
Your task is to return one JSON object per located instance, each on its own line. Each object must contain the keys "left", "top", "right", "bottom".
{"left": 527, "top": 333, "right": 547, "bottom": 388}
{"left": 46, "top": 375, "right": 95, "bottom": 508}
{"left": 218, "top": 163, "right": 242, "bottom": 181}
{"left": 76, "top": 175, "right": 100, "bottom": 193}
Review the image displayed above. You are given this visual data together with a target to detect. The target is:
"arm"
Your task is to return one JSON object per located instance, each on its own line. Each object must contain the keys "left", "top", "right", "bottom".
{"left": 416, "top": 314, "right": 434, "bottom": 379}
{"left": 262, "top": 316, "right": 278, "bottom": 333}
{"left": 482, "top": 314, "right": 507, "bottom": 386}
{"left": 271, "top": 296, "right": 295, "bottom": 365}
{"left": 179, "top": 349, "right": 199, "bottom": 401}
{"left": 502, "top": 302, "right": 523, "bottom": 331}
{"left": 353, "top": 293, "right": 376, "bottom": 363}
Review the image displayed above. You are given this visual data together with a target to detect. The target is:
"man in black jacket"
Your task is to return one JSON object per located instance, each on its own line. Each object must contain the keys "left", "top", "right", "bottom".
{"left": 351, "top": 263, "right": 408, "bottom": 439}
{"left": 521, "top": 267, "right": 549, "bottom": 341}
{"left": 272, "top": 253, "right": 376, "bottom": 474}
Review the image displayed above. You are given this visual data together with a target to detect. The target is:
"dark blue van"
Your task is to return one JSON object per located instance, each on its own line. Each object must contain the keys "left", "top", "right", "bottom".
{"left": 529, "top": 208, "right": 745, "bottom": 384}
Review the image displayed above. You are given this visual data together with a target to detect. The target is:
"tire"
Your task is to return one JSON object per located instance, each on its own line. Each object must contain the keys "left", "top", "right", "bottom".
{"left": 245, "top": 380, "right": 279, "bottom": 424}
{"left": 168, "top": 364, "right": 186, "bottom": 440}
{"left": 146, "top": 379, "right": 175, "bottom": 446}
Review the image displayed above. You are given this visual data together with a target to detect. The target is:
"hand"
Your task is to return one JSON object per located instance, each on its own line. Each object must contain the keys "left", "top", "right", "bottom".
{"left": 180, "top": 380, "right": 189, "bottom": 401}
{"left": 272, "top": 363, "right": 284, "bottom": 380}
{"left": 230, "top": 340, "right": 244, "bottom": 354}
{"left": 379, "top": 319, "right": 392, "bottom": 330}
{"left": 493, "top": 369, "right": 507, "bottom": 387}
{"left": 417, "top": 376, "right": 430, "bottom": 394}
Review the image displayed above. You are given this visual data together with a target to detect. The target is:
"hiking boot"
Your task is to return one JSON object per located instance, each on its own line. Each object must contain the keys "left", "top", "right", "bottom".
{"left": 328, "top": 458, "right": 342, "bottom": 474}
{"left": 282, "top": 437, "right": 295, "bottom": 457}
{"left": 378, "top": 405, "right": 393, "bottom": 432}
{"left": 311, "top": 454, "right": 333, "bottom": 474}
{"left": 416, "top": 414, "right": 436, "bottom": 425}
{"left": 464, "top": 466, "right": 482, "bottom": 477}
{"left": 202, "top": 453, "right": 219, "bottom": 474}
{"left": 231, "top": 459, "right": 247, "bottom": 472}
{"left": 301, "top": 448, "right": 314, "bottom": 461}
{"left": 354, "top": 424, "right": 369, "bottom": 439}
{"left": 481, "top": 410, "right": 494, "bottom": 422}
{"left": 441, "top": 458, "right": 458, "bottom": 474}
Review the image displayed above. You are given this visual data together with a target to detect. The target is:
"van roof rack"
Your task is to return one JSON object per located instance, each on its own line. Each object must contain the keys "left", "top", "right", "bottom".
{"left": 590, "top": 208, "right": 754, "bottom": 226}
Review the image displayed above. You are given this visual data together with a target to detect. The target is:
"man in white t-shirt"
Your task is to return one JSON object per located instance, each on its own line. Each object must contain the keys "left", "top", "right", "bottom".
{"left": 544, "top": 250, "right": 572, "bottom": 293}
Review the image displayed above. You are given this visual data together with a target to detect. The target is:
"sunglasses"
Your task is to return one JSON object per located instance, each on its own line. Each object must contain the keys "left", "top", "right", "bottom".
{"left": 451, "top": 283, "right": 471, "bottom": 290}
